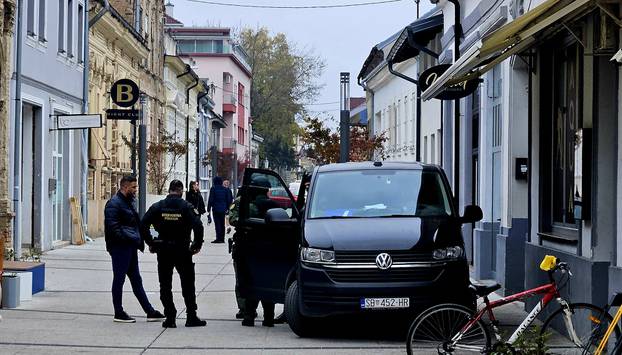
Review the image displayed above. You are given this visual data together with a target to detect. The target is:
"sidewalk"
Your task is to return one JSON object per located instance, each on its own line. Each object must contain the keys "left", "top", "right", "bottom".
{"left": 0, "top": 226, "right": 571, "bottom": 354}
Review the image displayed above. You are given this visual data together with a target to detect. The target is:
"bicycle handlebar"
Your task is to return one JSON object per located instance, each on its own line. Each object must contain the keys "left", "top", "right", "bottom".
{"left": 547, "top": 260, "right": 572, "bottom": 283}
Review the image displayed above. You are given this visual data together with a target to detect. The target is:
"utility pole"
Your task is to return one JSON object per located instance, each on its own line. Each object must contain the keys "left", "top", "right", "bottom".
{"left": 339, "top": 72, "right": 351, "bottom": 163}
{"left": 138, "top": 94, "right": 147, "bottom": 217}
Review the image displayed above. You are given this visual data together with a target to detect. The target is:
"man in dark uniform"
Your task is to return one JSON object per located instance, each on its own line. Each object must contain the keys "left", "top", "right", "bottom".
{"left": 207, "top": 176, "right": 233, "bottom": 243}
{"left": 233, "top": 175, "right": 282, "bottom": 327}
{"left": 140, "top": 180, "right": 206, "bottom": 328}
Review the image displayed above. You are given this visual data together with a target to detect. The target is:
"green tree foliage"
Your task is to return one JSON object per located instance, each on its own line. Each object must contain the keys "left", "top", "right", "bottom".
{"left": 239, "top": 28, "right": 324, "bottom": 169}
{"left": 301, "top": 116, "right": 387, "bottom": 165}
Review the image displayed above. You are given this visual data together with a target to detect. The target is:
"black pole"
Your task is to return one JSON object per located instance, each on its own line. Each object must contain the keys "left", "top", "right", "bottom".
{"left": 131, "top": 120, "right": 137, "bottom": 175}
{"left": 138, "top": 95, "right": 147, "bottom": 217}
{"left": 196, "top": 127, "right": 200, "bottom": 185}
{"left": 340, "top": 72, "right": 351, "bottom": 163}
{"left": 527, "top": 51, "right": 533, "bottom": 243}
{"left": 416, "top": 86, "right": 422, "bottom": 162}
{"left": 448, "top": 0, "right": 462, "bottom": 206}
{"left": 185, "top": 115, "right": 189, "bottom": 188}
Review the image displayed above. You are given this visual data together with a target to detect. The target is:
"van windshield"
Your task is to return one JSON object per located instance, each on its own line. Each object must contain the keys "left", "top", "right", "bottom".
{"left": 308, "top": 169, "right": 452, "bottom": 219}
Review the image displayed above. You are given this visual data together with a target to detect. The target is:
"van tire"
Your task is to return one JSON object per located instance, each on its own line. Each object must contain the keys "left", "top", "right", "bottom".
{"left": 285, "top": 281, "right": 315, "bottom": 337}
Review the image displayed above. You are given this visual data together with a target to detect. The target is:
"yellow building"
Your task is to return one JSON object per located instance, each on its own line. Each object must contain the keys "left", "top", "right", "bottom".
{"left": 86, "top": 1, "right": 149, "bottom": 237}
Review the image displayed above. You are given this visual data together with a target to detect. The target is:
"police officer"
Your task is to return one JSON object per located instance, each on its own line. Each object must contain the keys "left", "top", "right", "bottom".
{"left": 140, "top": 180, "right": 206, "bottom": 328}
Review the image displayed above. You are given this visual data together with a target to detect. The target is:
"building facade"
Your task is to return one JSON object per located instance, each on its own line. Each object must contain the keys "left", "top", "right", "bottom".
{"left": 419, "top": 0, "right": 621, "bottom": 310}
{"left": 358, "top": 10, "right": 443, "bottom": 165}
{"left": 166, "top": 8, "right": 252, "bottom": 187}
{"left": 0, "top": 0, "right": 16, "bottom": 260}
{"left": 86, "top": 1, "right": 149, "bottom": 238}
{"left": 108, "top": 0, "right": 166, "bottom": 146}
{"left": 10, "top": 0, "right": 88, "bottom": 252}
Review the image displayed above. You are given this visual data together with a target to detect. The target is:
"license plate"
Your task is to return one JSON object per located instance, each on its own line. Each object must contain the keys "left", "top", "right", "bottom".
{"left": 360, "top": 297, "right": 410, "bottom": 309}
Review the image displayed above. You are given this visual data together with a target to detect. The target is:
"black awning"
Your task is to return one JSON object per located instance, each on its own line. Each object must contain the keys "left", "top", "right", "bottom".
{"left": 388, "top": 14, "right": 443, "bottom": 64}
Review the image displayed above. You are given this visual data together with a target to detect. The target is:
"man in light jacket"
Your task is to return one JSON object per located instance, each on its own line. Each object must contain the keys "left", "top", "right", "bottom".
{"left": 104, "top": 175, "right": 164, "bottom": 323}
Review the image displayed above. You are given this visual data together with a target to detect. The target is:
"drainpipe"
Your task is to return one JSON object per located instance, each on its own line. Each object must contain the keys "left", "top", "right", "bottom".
{"left": 80, "top": 0, "right": 91, "bottom": 242}
{"left": 134, "top": 0, "right": 140, "bottom": 32}
{"left": 12, "top": 0, "right": 23, "bottom": 259}
{"left": 448, "top": 0, "right": 462, "bottom": 207}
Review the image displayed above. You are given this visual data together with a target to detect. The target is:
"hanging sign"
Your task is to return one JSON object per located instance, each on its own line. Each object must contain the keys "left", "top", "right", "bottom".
{"left": 419, "top": 64, "right": 480, "bottom": 100}
{"left": 106, "top": 109, "right": 139, "bottom": 120}
{"left": 111, "top": 79, "right": 140, "bottom": 107}
{"left": 56, "top": 114, "right": 102, "bottom": 130}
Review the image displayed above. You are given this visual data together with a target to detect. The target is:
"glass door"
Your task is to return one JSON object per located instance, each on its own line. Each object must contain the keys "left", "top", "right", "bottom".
{"left": 52, "top": 128, "right": 65, "bottom": 243}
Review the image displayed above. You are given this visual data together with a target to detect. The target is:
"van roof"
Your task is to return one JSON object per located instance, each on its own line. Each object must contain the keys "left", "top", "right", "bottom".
{"left": 316, "top": 161, "right": 441, "bottom": 173}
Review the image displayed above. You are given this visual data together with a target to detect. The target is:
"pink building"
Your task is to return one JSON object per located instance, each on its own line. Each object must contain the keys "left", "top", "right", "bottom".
{"left": 165, "top": 3, "right": 252, "bottom": 182}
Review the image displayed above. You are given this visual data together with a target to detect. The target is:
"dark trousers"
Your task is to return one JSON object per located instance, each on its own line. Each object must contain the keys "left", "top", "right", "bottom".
{"left": 109, "top": 246, "right": 154, "bottom": 315}
{"left": 232, "top": 258, "right": 245, "bottom": 312}
{"left": 244, "top": 298, "right": 275, "bottom": 321}
{"left": 213, "top": 211, "right": 226, "bottom": 241}
{"left": 157, "top": 249, "right": 197, "bottom": 318}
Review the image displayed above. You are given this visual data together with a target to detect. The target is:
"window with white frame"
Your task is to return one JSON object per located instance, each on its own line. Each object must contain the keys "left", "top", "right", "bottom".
{"left": 58, "top": 0, "right": 65, "bottom": 53}
{"left": 77, "top": 3, "right": 84, "bottom": 63}
{"left": 38, "top": 0, "right": 46, "bottom": 41}
{"left": 67, "top": 0, "right": 73, "bottom": 57}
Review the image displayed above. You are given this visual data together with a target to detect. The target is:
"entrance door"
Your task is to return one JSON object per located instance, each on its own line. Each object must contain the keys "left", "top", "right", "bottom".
{"left": 51, "top": 124, "right": 66, "bottom": 243}
{"left": 21, "top": 104, "right": 36, "bottom": 247}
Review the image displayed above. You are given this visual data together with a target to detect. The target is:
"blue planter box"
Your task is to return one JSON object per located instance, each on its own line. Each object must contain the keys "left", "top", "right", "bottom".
{"left": 4, "top": 261, "right": 45, "bottom": 294}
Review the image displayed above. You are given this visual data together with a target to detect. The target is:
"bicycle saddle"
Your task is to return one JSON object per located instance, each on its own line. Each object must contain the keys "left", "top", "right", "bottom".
{"left": 470, "top": 282, "right": 501, "bottom": 297}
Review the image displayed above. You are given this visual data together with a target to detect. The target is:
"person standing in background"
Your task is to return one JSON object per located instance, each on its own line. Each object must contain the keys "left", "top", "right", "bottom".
{"left": 207, "top": 177, "right": 233, "bottom": 243}
{"left": 186, "top": 181, "right": 206, "bottom": 220}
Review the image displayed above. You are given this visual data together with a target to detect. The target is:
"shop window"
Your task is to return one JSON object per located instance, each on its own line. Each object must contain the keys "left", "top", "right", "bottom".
{"left": 540, "top": 37, "right": 587, "bottom": 242}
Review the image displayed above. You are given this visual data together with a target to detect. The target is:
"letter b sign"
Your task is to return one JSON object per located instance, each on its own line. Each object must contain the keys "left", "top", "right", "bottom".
{"left": 111, "top": 79, "right": 139, "bottom": 108}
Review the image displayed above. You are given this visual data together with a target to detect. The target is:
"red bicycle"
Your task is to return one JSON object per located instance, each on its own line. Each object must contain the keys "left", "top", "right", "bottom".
{"left": 406, "top": 256, "right": 620, "bottom": 354}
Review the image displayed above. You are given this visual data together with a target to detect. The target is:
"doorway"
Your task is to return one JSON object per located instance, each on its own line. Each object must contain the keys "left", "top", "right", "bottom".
{"left": 51, "top": 115, "right": 69, "bottom": 244}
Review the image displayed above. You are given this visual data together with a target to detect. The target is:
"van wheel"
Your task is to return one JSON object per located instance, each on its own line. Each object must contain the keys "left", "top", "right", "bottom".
{"left": 285, "top": 281, "right": 315, "bottom": 337}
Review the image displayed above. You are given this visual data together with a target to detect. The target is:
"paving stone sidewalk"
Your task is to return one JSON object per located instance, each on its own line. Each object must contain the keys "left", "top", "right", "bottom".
{"left": 0, "top": 227, "right": 573, "bottom": 354}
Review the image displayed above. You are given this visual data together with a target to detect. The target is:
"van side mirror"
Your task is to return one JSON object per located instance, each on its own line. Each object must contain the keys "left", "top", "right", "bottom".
{"left": 265, "top": 208, "right": 297, "bottom": 226}
{"left": 461, "top": 205, "right": 483, "bottom": 224}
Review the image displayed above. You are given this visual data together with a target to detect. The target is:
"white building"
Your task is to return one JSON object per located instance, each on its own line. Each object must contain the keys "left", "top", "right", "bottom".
{"left": 358, "top": 10, "right": 443, "bottom": 165}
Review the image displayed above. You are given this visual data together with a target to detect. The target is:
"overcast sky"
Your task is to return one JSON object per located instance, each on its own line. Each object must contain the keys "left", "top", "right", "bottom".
{"left": 172, "top": 0, "right": 434, "bottom": 126}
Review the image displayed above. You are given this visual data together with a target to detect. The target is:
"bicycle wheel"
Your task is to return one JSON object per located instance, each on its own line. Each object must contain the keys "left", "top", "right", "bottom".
{"left": 407, "top": 303, "right": 491, "bottom": 355}
{"left": 541, "top": 303, "right": 620, "bottom": 355}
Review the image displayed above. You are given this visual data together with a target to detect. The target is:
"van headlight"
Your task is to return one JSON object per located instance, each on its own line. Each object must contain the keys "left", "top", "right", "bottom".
{"left": 433, "top": 246, "right": 464, "bottom": 260}
{"left": 301, "top": 247, "right": 336, "bottom": 264}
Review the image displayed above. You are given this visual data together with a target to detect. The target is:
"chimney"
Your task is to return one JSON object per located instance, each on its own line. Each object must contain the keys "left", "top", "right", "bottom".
{"left": 165, "top": 1, "right": 174, "bottom": 17}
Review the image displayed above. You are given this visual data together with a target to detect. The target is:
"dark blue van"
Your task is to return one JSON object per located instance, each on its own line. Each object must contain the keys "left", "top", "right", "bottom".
{"left": 234, "top": 162, "right": 482, "bottom": 337}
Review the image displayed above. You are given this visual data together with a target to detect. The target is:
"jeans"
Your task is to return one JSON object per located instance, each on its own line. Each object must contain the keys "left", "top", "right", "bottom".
{"left": 109, "top": 246, "right": 154, "bottom": 315}
{"left": 213, "top": 211, "right": 226, "bottom": 241}
{"left": 157, "top": 249, "right": 198, "bottom": 318}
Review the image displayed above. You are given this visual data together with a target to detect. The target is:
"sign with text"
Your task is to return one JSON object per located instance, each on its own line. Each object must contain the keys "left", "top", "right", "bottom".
{"left": 107, "top": 109, "right": 139, "bottom": 120}
{"left": 419, "top": 64, "right": 480, "bottom": 100}
{"left": 111, "top": 79, "right": 139, "bottom": 107}
{"left": 57, "top": 114, "right": 102, "bottom": 130}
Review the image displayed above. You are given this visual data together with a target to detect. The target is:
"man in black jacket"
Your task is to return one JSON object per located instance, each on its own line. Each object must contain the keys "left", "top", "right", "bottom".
{"left": 104, "top": 175, "right": 164, "bottom": 323}
{"left": 141, "top": 180, "right": 206, "bottom": 328}
{"left": 207, "top": 176, "right": 233, "bottom": 243}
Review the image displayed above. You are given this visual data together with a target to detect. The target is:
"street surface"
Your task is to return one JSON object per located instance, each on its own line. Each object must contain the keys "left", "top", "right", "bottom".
{"left": 0, "top": 227, "right": 572, "bottom": 354}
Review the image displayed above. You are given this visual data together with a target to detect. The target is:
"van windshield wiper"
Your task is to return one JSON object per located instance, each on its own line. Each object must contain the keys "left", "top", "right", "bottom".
{"left": 311, "top": 216, "right": 365, "bottom": 220}
{"left": 371, "top": 214, "right": 418, "bottom": 218}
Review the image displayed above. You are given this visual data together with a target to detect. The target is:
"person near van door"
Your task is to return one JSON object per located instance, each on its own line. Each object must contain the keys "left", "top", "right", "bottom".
{"left": 140, "top": 179, "right": 206, "bottom": 328}
{"left": 223, "top": 179, "right": 234, "bottom": 234}
{"left": 207, "top": 176, "right": 233, "bottom": 243}
{"left": 242, "top": 176, "right": 281, "bottom": 327}
{"left": 104, "top": 175, "right": 165, "bottom": 324}
{"left": 186, "top": 181, "right": 206, "bottom": 218}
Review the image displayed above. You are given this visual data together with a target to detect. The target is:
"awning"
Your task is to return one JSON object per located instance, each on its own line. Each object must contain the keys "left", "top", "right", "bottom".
{"left": 387, "top": 14, "right": 444, "bottom": 64}
{"left": 421, "top": 0, "right": 593, "bottom": 101}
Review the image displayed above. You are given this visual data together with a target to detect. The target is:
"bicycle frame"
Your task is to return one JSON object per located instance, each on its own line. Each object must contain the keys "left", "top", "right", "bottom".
{"left": 451, "top": 281, "right": 581, "bottom": 349}
{"left": 594, "top": 300, "right": 622, "bottom": 355}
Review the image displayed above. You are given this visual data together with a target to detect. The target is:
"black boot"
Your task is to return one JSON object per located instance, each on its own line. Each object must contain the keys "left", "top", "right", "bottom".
{"left": 162, "top": 317, "right": 177, "bottom": 328}
{"left": 241, "top": 318, "right": 254, "bottom": 327}
{"left": 185, "top": 314, "right": 207, "bottom": 327}
{"left": 274, "top": 313, "right": 286, "bottom": 324}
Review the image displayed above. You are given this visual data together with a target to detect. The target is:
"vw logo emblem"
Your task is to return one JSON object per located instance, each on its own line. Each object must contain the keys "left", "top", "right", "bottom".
{"left": 375, "top": 253, "right": 393, "bottom": 270}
